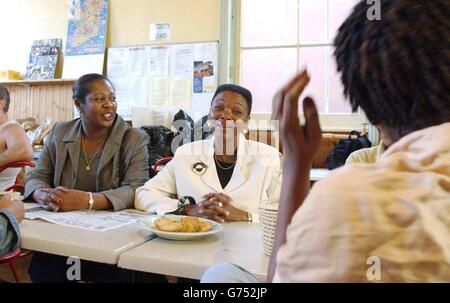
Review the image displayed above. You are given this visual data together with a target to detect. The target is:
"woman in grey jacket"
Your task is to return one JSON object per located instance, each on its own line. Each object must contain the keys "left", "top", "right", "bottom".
{"left": 25, "top": 73, "right": 149, "bottom": 212}
{"left": 24, "top": 73, "right": 157, "bottom": 283}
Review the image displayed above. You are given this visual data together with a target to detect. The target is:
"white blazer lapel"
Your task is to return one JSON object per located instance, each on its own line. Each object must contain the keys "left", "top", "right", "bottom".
{"left": 199, "top": 137, "right": 223, "bottom": 192}
{"left": 224, "top": 134, "right": 252, "bottom": 194}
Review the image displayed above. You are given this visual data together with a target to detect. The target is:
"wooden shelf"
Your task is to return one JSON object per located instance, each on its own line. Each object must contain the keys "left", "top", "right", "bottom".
{"left": 0, "top": 79, "right": 77, "bottom": 86}
{"left": 3, "top": 79, "right": 76, "bottom": 123}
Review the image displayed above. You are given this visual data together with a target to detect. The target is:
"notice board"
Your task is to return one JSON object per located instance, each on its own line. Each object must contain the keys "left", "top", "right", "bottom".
{"left": 107, "top": 41, "right": 218, "bottom": 124}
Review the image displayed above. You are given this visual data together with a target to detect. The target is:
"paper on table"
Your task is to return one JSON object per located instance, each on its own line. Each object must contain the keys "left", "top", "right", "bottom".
{"left": 25, "top": 209, "right": 147, "bottom": 232}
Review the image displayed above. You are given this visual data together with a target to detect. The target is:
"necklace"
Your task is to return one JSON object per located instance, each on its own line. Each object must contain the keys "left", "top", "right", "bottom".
{"left": 81, "top": 134, "right": 107, "bottom": 171}
{"left": 214, "top": 156, "right": 236, "bottom": 170}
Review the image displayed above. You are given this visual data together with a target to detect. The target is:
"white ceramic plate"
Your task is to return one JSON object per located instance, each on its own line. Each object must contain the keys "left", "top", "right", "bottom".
{"left": 139, "top": 215, "right": 222, "bottom": 241}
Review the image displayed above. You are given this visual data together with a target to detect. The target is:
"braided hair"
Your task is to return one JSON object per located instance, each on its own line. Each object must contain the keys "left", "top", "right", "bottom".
{"left": 334, "top": 0, "right": 450, "bottom": 134}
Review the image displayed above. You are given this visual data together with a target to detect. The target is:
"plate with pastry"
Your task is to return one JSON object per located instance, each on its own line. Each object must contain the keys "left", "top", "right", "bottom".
{"left": 139, "top": 215, "right": 222, "bottom": 240}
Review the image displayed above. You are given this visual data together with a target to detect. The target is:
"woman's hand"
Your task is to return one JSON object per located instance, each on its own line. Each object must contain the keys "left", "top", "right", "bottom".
{"left": 268, "top": 70, "right": 322, "bottom": 282}
{"left": 184, "top": 196, "right": 227, "bottom": 222}
{"left": 271, "top": 70, "right": 322, "bottom": 164}
{"left": 188, "top": 193, "right": 248, "bottom": 222}
{"left": 32, "top": 187, "right": 89, "bottom": 212}
{"left": 32, "top": 187, "right": 61, "bottom": 212}
{"left": 0, "top": 196, "right": 25, "bottom": 223}
{"left": 49, "top": 186, "right": 90, "bottom": 212}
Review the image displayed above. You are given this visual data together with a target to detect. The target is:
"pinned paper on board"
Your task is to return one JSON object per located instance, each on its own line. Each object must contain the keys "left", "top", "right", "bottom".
{"left": 127, "top": 47, "right": 146, "bottom": 78}
{"left": 131, "top": 107, "right": 171, "bottom": 128}
{"left": 170, "top": 77, "right": 192, "bottom": 109}
{"left": 149, "top": 77, "right": 170, "bottom": 107}
{"left": 173, "top": 45, "right": 194, "bottom": 77}
{"left": 148, "top": 46, "right": 169, "bottom": 77}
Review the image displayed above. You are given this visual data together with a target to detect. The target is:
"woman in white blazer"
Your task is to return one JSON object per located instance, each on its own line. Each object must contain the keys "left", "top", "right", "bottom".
{"left": 135, "top": 84, "right": 282, "bottom": 222}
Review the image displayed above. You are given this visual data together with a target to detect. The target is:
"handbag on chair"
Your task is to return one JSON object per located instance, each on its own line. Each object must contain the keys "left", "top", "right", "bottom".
{"left": 325, "top": 131, "right": 372, "bottom": 170}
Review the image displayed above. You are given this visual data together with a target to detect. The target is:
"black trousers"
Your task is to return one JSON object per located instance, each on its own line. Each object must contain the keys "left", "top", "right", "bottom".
{"left": 29, "top": 252, "right": 167, "bottom": 283}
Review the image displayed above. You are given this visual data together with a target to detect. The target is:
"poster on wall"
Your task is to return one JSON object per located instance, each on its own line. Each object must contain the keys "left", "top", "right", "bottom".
{"left": 193, "top": 42, "right": 218, "bottom": 94}
{"left": 193, "top": 61, "right": 215, "bottom": 93}
{"left": 63, "top": 0, "right": 109, "bottom": 79}
{"left": 24, "top": 39, "right": 62, "bottom": 80}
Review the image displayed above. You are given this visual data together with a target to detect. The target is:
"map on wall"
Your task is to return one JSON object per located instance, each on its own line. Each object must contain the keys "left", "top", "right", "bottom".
{"left": 63, "top": 0, "right": 109, "bottom": 78}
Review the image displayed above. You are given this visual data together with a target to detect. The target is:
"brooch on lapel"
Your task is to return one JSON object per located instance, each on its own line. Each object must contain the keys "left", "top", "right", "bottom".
{"left": 192, "top": 162, "right": 207, "bottom": 175}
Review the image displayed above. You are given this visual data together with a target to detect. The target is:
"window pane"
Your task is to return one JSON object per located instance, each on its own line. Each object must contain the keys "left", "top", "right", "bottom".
{"left": 329, "top": 0, "right": 360, "bottom": 42}
{"left": 241, "top": 0, "right": 298, "bottom": 47}
{"left": 299, "top": 0, "right": 327, "bottom": 44}
{"left": 328, "top": 47, "right": 352, "bottom": 113}
{"left": 299, "top": 46, "right": 326, "bottom": 113}
{"left": 241, "top": 48, "right": 297, "bottom": 113}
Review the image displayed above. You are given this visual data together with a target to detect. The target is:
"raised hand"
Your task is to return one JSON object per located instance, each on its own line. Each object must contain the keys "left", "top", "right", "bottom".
{"left": 268, "top": 70, "right": 322, "bottom": 282}
{"left": 272, "top": 70, "right": 322, "bottom": 163}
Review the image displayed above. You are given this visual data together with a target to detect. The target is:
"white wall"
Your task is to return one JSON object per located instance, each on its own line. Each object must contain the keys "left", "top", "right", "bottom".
{"left": 0, "top": 0, "right": 220, "bottom": 77}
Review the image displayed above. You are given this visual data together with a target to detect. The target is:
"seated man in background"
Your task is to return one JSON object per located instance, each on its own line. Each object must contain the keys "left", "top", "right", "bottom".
{"left": 0, "top": 196, "right": 24, "bottom": 256}
{"left": 345, "top": 127, "right": 394, "bottom": 164}
{"left": 0, "top": 85, "right": 33, "bottom": 190}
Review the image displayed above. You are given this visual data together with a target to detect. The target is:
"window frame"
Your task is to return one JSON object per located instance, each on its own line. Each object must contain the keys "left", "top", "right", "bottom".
{"left": 221, "top": 0, "right": 371, "bottom": 134}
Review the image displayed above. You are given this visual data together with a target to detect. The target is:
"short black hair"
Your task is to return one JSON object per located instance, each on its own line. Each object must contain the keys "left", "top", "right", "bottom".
{"left": 72, "top": 73, "right": 114, "bottom": 103}
{"left": 334, "top": 0, "right": 450, "bottom": 134}
{"left": 212, "top": 84, "right": 252, "bottom": 115}
{"left": 0, "top": 84, "right": 10, "bottom": 113}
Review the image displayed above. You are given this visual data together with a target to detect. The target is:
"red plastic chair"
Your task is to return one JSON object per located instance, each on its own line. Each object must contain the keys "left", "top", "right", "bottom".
{"left": 153, "top": 157, "right": 173, "bottom": 173}
{"left": 0, "top": 248, "right": 31, "bottom": 282}
{"left": 0, "top": 248, "right": 21, "bottom": 282}
{"left": 0, "top": 161, "right": 36, "bottom": 193}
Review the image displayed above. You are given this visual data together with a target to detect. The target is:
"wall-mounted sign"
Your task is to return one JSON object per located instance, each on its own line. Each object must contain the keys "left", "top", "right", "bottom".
{"left": 150, "top": 23, "right": 172, "bottom": 41}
